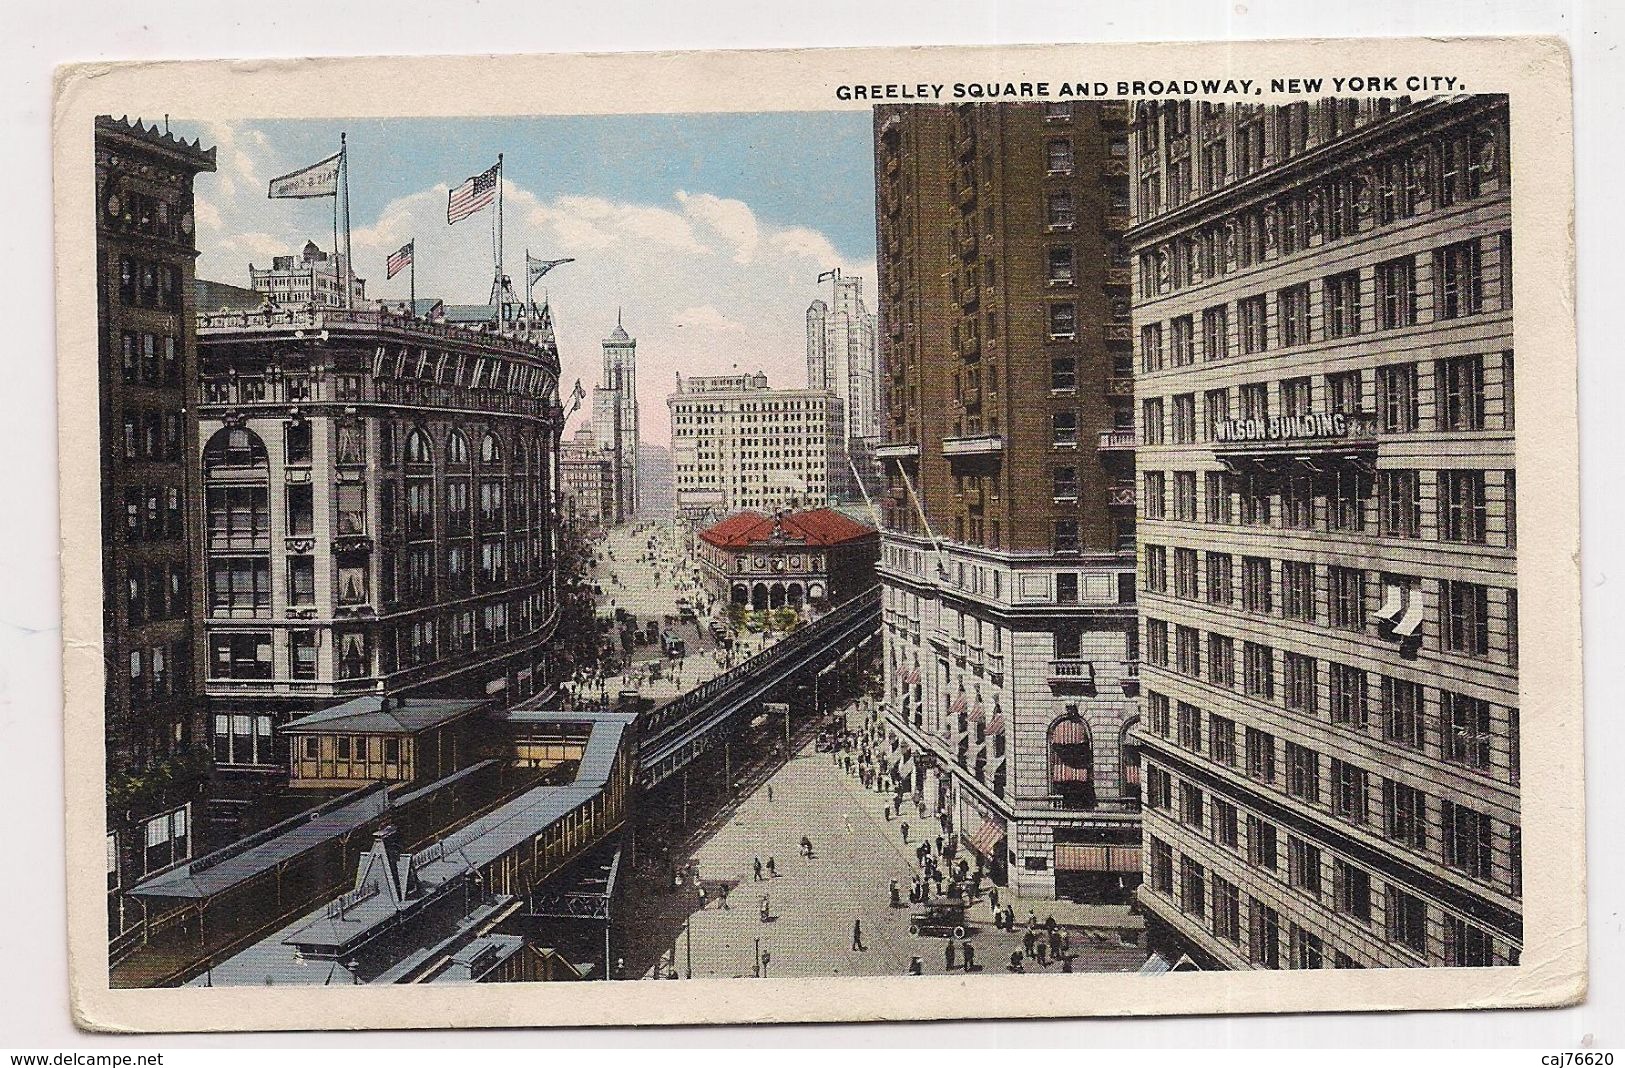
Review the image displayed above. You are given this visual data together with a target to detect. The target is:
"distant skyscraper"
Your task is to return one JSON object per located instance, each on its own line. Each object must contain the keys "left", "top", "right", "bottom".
{"left": 807, "top": 274, "right": 880, "bottom": 444}
{"left": 593, "top": 311, "right": 639, "bottom": 524}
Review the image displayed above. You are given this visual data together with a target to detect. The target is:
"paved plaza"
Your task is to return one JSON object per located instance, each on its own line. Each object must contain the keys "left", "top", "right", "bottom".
{"left": 617, "top": 718, "right": 1148, "bottom": 980}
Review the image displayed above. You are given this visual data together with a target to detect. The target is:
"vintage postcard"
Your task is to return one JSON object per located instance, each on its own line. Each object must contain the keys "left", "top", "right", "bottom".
{"left": 53, "top": 36, "right": 1583, "bottom": 1032}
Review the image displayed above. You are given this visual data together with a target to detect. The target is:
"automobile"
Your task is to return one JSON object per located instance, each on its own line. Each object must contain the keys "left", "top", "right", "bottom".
{"left": 907, "top": 901, "right": 969, "bottom": 939}
{"left": 661, "top": 631, "right": 686, "bottom": 657}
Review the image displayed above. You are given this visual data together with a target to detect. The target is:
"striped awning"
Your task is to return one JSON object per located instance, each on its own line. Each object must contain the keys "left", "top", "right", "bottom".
{"left": 1054, "top": 844, "right": 1142, "bottom": 873}
{"left": 970, "top": 700, "right": 986, "bottom": 724}
{"left": 949, "top": 693, "right": 967, "bottom": 717}
{"left": 987, "top": 710, "right": 1005, "bottom": 735}
{"left": 1050, "top": 717, "right": 1090, "bottom": 745}
{"left": 966, "top": 817, "right": 1005, "bottom": 858}
{"left": 1050, "top": 759, "right": 1092, "bottom": 784}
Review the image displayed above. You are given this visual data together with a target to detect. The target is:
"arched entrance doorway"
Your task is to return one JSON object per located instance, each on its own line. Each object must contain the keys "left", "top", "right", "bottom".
{"left": 731, "top": 584, "right": 748, "bottom": 607}
{"left": 751, "top": 583, "right": 769, "bottom": 610}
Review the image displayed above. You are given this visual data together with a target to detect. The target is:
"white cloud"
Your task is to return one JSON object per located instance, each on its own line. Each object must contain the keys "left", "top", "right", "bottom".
{"left": 194, "top": 149, "right": 874, "bottom": 445}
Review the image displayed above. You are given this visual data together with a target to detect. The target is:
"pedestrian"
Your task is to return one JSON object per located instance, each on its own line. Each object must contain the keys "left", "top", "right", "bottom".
{"left": 901, "top": 820, "right": 910, "bottom": 844}
{"left": 719, "top": 883, "right": 730, "bottom": 909}
{"left": 1037, "top": 940, "right": 1048, "bottom": 967}
{"left": 767, "top": 784, "right": 774, "bottom": 803}
{"left": 754, "top": 857, "right": 764, "bottom": 882}
{"left": 963, "top": 941, "right": 976, "bottom": 972}
{"left": 1061, "top": 930, "right": 1072, "bottom": 958}
{"left": 697, "top": 884, "right": 708, "bottom": 909}
{"left": 851, "top": 918, "right": 865, "bottom": 952}
{"left": 1023, "top": 929, "right": 1036, "bottom": 959}
{"left": 767, "top": 856, "right": 777, "bottom": 877}
{"left": 935, "top": 835, "right": 944, "bottom": 857}
{"left": 1049, "top": 928, "right": 1062, "bottom": 959}
{"left": 945, "top": 938, "right": 957, "bottom": 971}
{"left": 1008, "top": 950, "right": 1024, "bottom": 973}
{"left": 760, "top": 895, "right": 771, "bottom": 923}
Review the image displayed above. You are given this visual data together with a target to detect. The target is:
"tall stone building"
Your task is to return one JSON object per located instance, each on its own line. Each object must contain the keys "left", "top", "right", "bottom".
{"left": 560, "top": 424, "right": 615, "bottom": 529}
{"left": 807, "top": 272, "right": 880, "bottom": 449}
{"left": 668, "top": 371, "right": 850, "bottom": 521}
{"left": 194, "top": 297, "right": 565, "bottom": 809}
{"left": 873, "top": 101, "right": 1142, "bottom": 899}
{"left": 593, "top": 312, "right": 639, "bottom": 524}
{"left": 1128, "top": 97, "right": 1520, "bottom": 968}
{"left": 96, "top": 116, "right": 217, "bottom": 942}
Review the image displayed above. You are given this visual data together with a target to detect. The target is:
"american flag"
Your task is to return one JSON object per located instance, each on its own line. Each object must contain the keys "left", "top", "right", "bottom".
{"left": 447, "top": 161, "right": 500, "bottom": 224}
{"left": 385, "top": 240, "right": 414, "bottom": 279}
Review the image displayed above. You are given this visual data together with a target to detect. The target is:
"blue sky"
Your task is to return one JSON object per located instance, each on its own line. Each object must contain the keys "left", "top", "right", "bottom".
{"left": 179, "top": 112, "right": 879, "bottom": 443}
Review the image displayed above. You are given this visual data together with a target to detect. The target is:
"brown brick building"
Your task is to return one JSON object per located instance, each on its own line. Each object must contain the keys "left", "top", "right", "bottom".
{"left": 96, "top": 116, "right": 217, "bottom": 943}
{"left": 873, "top": 102, "right": 1143, "bottom": 899}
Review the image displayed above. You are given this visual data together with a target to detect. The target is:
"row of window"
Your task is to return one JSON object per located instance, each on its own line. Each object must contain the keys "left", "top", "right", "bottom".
{"left": 1140, "top": 239, "right": 1507, "bottom": 380}
{"left": 120, "top": 484, "right": 184, "bottom": 544}
{"left": 125, "top": 562, "right": 189, "bottom": 627}
{"left": 1145, "top": 651, "right": 1519, "bottom": 783}
{"left": 1144, "top": 724, "right": 1520, "bottom": 893}
{"left": 1142, "top": 466, "right": 1514, "bottom": 548}
{"left": 1146, "top": 830, "right": 1514, "bottom": 968}
{"left": 1144, "top": 552, "right": 1518, "bottom": 661}
{"left": 123, "top": 641, "right": 192, "bottom": 709}
{"left": 115, "top": 257, "right": 181, "bottom": 313}
{"left": 116, "top": 331, "right": 182, "bottom": 387}
{"left": 1145, "top": 357, "right": 1510, "bottom": 455}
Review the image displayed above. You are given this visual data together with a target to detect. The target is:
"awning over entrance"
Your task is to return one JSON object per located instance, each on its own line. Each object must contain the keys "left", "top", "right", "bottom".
{"left": 1054, "top": 843, "right": 1141, "bottom": 873}
{"left": 1050, "top": 718, "right": 1090, "bottom": 745}
{"left": 966, "top": 817, "right": 1005, "bottom": 858}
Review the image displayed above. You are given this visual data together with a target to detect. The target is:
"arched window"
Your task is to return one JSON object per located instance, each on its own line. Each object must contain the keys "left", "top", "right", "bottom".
{"left": 203, "top": 426, "right": 268, "bottom": 470}
{"left": 1119, "top": 717, "right": 1142, "bottom": 803}
{"left": 446, "top": 429, "right": 469, "bottom": 466}
{"left": 480, "top": 432, "right": 503, "bottom": 466}
{"left": 404, "top": 428, "right": 433, "bottom": 466}
{"left": 1049, "top": 714, "right": 1095, "bottom": 809}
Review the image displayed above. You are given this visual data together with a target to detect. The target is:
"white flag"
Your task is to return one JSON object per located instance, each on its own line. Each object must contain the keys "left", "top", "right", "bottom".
{"left": 268, "top": 152, "right": 341, "bottom": 199}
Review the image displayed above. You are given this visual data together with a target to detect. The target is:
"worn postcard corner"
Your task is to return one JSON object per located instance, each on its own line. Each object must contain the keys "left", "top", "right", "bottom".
{"left": 54, "top": 36, "right": 1582, "bottom": 1033}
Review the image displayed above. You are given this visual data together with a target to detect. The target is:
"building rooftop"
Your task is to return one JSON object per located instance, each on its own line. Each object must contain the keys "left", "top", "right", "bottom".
{"left": 280, "top": 694, "right": 490, "bottom": 736}
{"left": 128, "top": 760, "right": 497, "bottom": 902}
{"left": 699, "top": 507, "right": 877, "bottom": 550}
{"left": 95, "top": 115, "right": 217, "bottom": 171}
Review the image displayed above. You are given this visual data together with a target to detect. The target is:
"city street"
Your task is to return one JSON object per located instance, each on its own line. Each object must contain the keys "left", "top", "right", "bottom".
{"left": 617, "top": 713, "right": 1148, "bottom": 980}
{"left": 570, "top": 520, "right": 787, "bottom": 707}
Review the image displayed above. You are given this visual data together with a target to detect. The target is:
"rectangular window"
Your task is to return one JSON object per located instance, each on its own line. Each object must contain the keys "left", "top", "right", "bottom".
{"left": 1212, "top": 876, "right": 1241, "bottom": 943}
{"left": 1437, "top": 355, "right": 1486, "bottom": 431}
{"left": 1170, "top": 316, "right": 1195, "bottom": 366}
{"left": 1172, "top": 547, "right": 1198, "bottom": 599}
{"left": 1245, "top": 727, "right": 1276, "bottom": 784}
{"left": 1149, "top": 836, "right": 1173, "bottom": 894}
{"left": 290, "top": 629, "right": 317, "bottom": 680}
{"left": 1286, "top": 742, "right": 1320, "bottom": 804}
{"left": 1179, "top": 780, "right": 1205, "bottom": 827}
{"left": 1205, "top": 552, "right": 1233, "bottom": 606}
{"left": 1324, "top": 270, "right": 1362, "bottom": 339}
{"left": 1142, "top": 471, "right": 1165, "bottom": 520}
{"left": 1207, "top": 633, "right": 1235, "bottom": 688}
{"left": 1249, "top": 898, "right": 1281, "bottom": 969}
{"left": 1238, "top": 295, "right": 1268, "bottom": 354}
{"left": 1173, "top": 471, "right": 1196, "bottom": 521}
{"left": 1330, "top": 566, "right": 1366, "bottom": 630}
{"left": 1242, "top": 557, "right": 1273, "bottom": 614}
{"left": 1288, "top": 836, "right": 1322, "bottom": 898}
{"left": 1243, "top": 642, "right": 1275, "bottom": 700}
{"left": 1332, "top": 759, "right": 1370, "bottom": 823}
{"left": 1204, "top": 471, "right": 1233, "bottom": 524}
{"left": 1180, "top": 855, "right": 1206, "bottom": 917}
{"left": 1279, "top": 284, "right": 1311, "bottom": 347}
{"left": 1284, "top": 653, "right": 1317, "bottom": 714}
{"left": 1444, "top": 916, "right": 1496, "bottom": 967}
{"left": 1435, "top": 240, "right": 1484, "bottom": 320}
{"left": 1386, "top": 885, "right": 1428, "bottom": 954}
{"left": 1246, "top": 815, "right": 1278, "bottom": 871}
{"left": 1444, "top": 580, "right": 1491, "bottom": 657}
{"left": 1441, "top": 691, "right": 1493, "bottom": 771}
{"left": 1330, "top": 664, "right": 1369, "bottom": 729}
{"left": 1140, "top": 399, "right": 1163, "bottom": 445}
{"left": 1175, "top": 626, "right": 1201, "bottom": 677}
{"left": 1050, "top": 356, "right": 1076, "bottom": 391}
{"left": 287, "top": 555, "right": 315, "bottom": 606}
{"left": 1377, "top": 256, "right": 1417, "bottom": 329}
{"left": 1208, "top": 713, "right": 1237, "bottom": 766}
{"left": 1202, "top": 305, "right": 1229, "bottom": 360}
{"left": 1048, "top": 302, "right": 1076, "bottom": 338}
{"left": 1052, "top": 410, "right": 1079, "bottom": 448}
{"left": 1330, "top": 470, "right": 1368, "bottom": 533}
{"left": 1384, "top": 778, "right": 1428, "bottom": 851}
{"left": 1378, "top": 363, "right": 1419, "bottom": 433}
{"left": 1171, "top": 395, "right": 1196, "bottom": 444}
{"left": 1334, "top": 859, "right": 1373, "bottom": 921}
{"left": 1441, "top": 799, "right": 1494, "bottom": 881}
{"left": 1379, "top": 470, "right": 1421, "bottom": 538}
{"left": 1282, "top": 560, "right": 1315, "bottom": 621}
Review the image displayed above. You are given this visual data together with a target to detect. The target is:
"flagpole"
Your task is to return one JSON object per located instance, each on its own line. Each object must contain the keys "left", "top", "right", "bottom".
{"left": 496, "top": 153, "right": 505, "bottom": 304}
{"left": 340, "top": 132, "right": 353, "bottom": 310}
{"left": 409, "top": 241, "right": 416, "bottom": 313}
